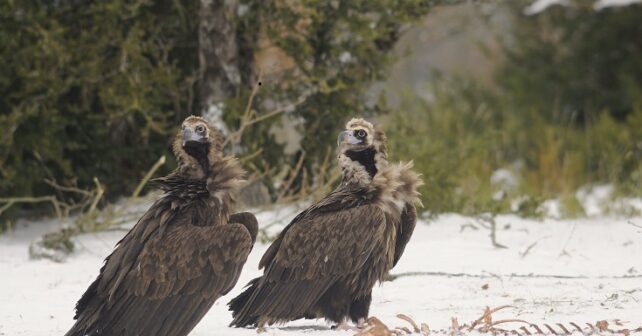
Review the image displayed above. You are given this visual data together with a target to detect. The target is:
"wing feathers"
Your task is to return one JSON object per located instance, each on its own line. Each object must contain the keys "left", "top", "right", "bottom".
{"left": 69, "top": 203, "right": 255, "bottom": 336}
{"left": 393, "top": 204, "right": 417, "bottom": 267}
{"left": 230, "top": 204, "right": 386, "bottom": 326}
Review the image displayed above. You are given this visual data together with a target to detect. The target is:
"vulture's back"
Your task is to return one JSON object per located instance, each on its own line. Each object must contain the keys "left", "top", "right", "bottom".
{"left": 66, "top": 195, "right": 257, "bottom": 336}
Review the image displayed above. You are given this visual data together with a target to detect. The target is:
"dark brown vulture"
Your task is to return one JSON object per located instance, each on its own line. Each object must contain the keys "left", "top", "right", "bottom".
{"left": 66, "top": 116, "right": 258, "bottom": 336}
{"left": 228, "top": 118, "right": 422, "bottom": 330}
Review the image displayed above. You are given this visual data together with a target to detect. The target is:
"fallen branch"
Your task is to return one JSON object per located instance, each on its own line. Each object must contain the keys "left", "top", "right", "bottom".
{"left": 520, "top": 241, "right": 538, "bottom": 259}
{"left": 469, "top": 306, "right": 514, "bottom": 330}
{"left": 628, "top": 220, "right": 642, "bottom": 230}
{"left": 366, "top": 306, "right": 642, "bottom": 335}
{"left": 385, "top": 271, "right": 642, "bottom": 281}
{"left": 473, "top": 214, "right": 507, "bottom": 249}
{"left": 397, "top": 314, "right": 421, "bottom": 333}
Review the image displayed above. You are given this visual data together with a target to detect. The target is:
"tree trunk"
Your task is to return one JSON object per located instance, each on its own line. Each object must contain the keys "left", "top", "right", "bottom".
{"left": 198, "top": 0, "right": 245, "bottom": 132}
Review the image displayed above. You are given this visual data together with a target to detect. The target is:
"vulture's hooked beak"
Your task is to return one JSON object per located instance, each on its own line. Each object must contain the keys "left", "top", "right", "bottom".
{"left": 182, "top": 126, "right": 208, "bottom": 147}
{"left": 337, "top": 131, "right": 363, "bottom": 147}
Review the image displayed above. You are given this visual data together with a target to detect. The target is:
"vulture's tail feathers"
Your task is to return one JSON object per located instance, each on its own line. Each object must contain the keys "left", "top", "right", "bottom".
{"left": 228, "top": 277, "right": 261, "bottom": 327}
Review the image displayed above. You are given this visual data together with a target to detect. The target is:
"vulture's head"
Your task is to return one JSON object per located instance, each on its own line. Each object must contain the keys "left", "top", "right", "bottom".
{"left": 337, "top": 118, "right": 388, "bottom": 185}
{"left": 173, "top": 116, "right": 224, "bottom": 178}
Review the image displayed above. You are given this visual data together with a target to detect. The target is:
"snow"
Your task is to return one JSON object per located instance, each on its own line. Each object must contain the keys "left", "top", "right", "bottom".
{"left": 594, "top": 0, "right": 642, "bottom": 9}
{"left": 1, "top": 208, "right": 642, "bottom": 335}
{"left": 575, "top": 184, "right": 614, "bottom": 217}
{"left": 524, "top": 0, "right": 569, "bottom": 15}
{"left": 525, "top": 0, "right": 641, "bottom": 14}
{"left": 535, "top": 185, "right": 642, "bottom": 219}
{"left": 537, "top": 199, "right": 563, "bottom": 219}
{"left": 490, "top": 169, "right": 519, "bottom": 192}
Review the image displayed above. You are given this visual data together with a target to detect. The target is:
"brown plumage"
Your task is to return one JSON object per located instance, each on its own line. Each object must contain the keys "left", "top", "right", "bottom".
{"left": 66, "top": 116, "right": 258, "bottom": 336}
{"left": 229, "top": 118, "right": 422, "bottom": 329}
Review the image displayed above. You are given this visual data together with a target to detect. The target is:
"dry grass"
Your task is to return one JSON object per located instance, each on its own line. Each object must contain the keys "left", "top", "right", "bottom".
{"left": 356, "top": 306, "right": 642, "bottom": 335}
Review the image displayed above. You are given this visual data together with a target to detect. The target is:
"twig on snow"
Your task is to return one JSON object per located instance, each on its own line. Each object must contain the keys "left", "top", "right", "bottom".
{"left": 628, "top": 220, "right": 642, "bottom": 230}
{"left": 474, "top": 214, "right": 507, "bottom": 249}
{"left": 520, "top": 241, "right": 538, "bottom": 259}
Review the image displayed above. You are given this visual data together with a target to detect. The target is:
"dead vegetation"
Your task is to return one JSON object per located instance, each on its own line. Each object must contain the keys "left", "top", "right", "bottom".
{"left": 356, "top": 306, "right": 642, "bottom": 335}
{"left": 5, "top": 76, "right": 339, "bottom": 259}
{"left": 25, "top": 156, "right": 166, "bottom": 262}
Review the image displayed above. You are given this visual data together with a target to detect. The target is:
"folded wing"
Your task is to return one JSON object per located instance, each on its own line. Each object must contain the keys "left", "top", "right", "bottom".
{"left": 230, "top": 202, "right": 385, "bottom": 326}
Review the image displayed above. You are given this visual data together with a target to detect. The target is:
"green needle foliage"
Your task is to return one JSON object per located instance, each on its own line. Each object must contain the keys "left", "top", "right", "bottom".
{"left": 1, "top": 0, "right": 447, "bottom": 221}
{"left": 0, "top": 0, "right": 200, "bottom": 205}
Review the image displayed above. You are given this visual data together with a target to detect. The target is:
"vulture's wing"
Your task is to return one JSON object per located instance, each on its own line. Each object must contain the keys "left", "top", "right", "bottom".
{"left": 73, "top": 199, "right": 254, "bottom": 336}
{"left": 393, "top": 203, "right": 417, "bottom": 267}
{"left": 232, "top": 200, "right": 386, "bottom": 324}
{"left": 258, "top": 188, "right": 361, "bottom": 270}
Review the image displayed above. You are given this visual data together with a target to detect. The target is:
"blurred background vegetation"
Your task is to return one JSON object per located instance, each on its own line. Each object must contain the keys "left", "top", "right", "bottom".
{"left": 1, "top": 0, "right": 641, "bottom": 230}
{"left": 385, "top": 1, "right": 642, "bottom": 216}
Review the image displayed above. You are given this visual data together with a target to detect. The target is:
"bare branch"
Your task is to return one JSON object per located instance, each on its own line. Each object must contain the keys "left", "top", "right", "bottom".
{"left": 0, "top": 196, "right": 63, "bottom": 219}
{"left": 131, "top": 155, "right": 166, "bottom": 198}
{"left": 223, "top": 74, "right": 317, "bottom": 151}
{"left": 44, "top": 179, "right": 93, "bottom": 197}
{"left": 276, "top": 151, "right": 306, "bottom": 202}
{"left": 87, "top": 177, "right": 104, "bottom": 214}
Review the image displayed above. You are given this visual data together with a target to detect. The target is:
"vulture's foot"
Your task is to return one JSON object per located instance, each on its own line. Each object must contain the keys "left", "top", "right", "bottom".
{"left": 332, "top": 320, "right": 365, "bottom": 331}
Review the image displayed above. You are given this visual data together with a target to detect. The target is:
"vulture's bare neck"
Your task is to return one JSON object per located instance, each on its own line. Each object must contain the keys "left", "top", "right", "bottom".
{"left": 339, "top": 146, "right": 388, "bottom": 187}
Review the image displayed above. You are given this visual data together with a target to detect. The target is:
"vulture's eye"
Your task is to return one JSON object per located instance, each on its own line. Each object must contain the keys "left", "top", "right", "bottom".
{"left": 195, "top": 125, "right": 205, "bottom": 134}
{"left": 356, "top": 129, "right": 367, "bottom": 138}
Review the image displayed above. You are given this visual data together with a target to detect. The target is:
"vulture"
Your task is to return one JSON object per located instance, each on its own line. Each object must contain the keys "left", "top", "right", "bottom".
{"left": 228, "top": 118, "right": 422, "bottom": 330}
{"left": 66, "top": 116, "right": 258, "bottom": 336}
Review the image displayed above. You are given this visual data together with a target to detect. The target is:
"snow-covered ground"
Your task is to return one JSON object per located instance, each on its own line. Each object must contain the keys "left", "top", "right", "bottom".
{"left": 524, "top": 0, "right": 642, "bottom": 15}
{"left": 1, "top": 204, "right": 642, "bottom": 335}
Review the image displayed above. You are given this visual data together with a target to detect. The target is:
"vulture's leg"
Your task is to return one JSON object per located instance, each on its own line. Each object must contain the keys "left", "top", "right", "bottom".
{"left": 349, "top": 292, "right": 372, "bottom": 324}
{"left": 256, "top": 318, "right": 268, "bottom": 333}
{"left": 318, "top": 282, "right": 351, "bottom": 325}
{"left": 229, "top": 212, "right": 258, "bottom": 243}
